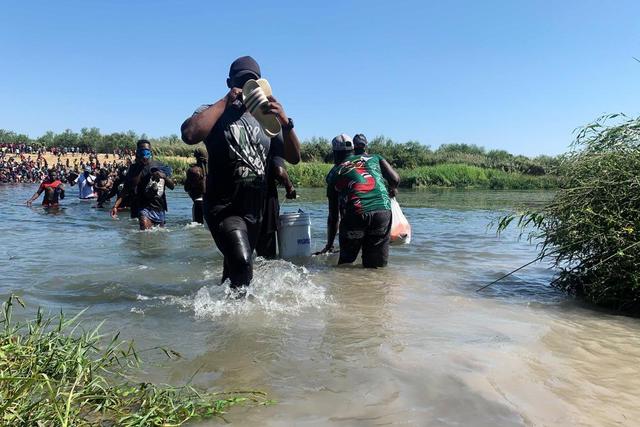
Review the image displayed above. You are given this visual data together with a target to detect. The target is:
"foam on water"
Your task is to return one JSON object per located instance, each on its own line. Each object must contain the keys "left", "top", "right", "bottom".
{"left": 136, "top": 258, "right": 331, "bottom": 320}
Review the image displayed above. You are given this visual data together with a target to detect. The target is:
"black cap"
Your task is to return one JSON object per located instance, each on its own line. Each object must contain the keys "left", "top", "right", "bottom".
{"left": 229, "top": 56, "right": 261, "bottom": 79}
{"left": 354, "top": 134, "right": 368, "bottom": 148}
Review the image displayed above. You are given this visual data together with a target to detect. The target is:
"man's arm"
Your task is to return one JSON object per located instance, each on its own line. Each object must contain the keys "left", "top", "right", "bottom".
{"left": 272, "top": 163, "right": 296, "bottom": 199}
{"left": 316, "top": 193, "right": 340, "bottom": 255}
{"left": 181, "top": 88, "right": 241, "bottom": 145}
{"left": 25, "top": 186, "right": 43, "bottom": 206}
{"left": 265, "top": 96, "right": 301, "bottom": 164}
{"left": 153, "top": 170, "right": 175, "bottom": 190}
{"left": 380, "top": 157, "right": 400, "bottom": 197}
{"left": 164, "top": 176, "right": 175, "bottom": 190}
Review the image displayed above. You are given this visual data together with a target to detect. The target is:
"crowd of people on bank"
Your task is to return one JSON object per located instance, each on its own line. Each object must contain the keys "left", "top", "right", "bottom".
{"left": 15, "top": 56, "right": 402, "bottom": 294}
{"left": 0, "top": 143, "right": 131, "bottom": 184}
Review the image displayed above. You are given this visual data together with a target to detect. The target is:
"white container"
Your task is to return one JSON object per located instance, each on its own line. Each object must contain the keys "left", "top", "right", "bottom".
{"left": 277, "top": 211, "right": 312, "bottom": 259}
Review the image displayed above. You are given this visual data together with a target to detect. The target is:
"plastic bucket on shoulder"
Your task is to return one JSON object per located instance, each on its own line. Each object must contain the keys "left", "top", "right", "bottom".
{"left": 277, "top": 211, "right": 312, "bottom": 259}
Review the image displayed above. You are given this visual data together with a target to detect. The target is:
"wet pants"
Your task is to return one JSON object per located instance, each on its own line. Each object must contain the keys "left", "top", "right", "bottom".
{"left": 192, "top": 199, "right": 204, "bottom": 224}
{"left": 208, "top": 215, "right": 260, "bottom": 288}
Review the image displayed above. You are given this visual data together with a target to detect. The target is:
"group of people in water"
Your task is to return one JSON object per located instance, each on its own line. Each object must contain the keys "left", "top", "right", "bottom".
{"left": 22, "top": 56, "right": 401, "bottom": 291}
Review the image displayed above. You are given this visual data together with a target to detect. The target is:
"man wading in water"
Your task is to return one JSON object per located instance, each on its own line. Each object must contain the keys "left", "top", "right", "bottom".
{"left": 317, "top": 133, "right": 400, "bottom": 267}
{"left": 181, "top": 56, "right": 301, "bottom": 291}
{"left": 110, "top": 140, "right": 175, "bottom": 230}
{"left": 183, "top": 147, "right": 208, "bottom": 224}
{"left": 25, "top": 170, "right": 65, "bottom": 208}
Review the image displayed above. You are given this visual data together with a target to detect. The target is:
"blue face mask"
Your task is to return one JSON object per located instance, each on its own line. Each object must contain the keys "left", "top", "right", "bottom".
{"left": 136, "top": 148, "right": 152, "bottom": 159}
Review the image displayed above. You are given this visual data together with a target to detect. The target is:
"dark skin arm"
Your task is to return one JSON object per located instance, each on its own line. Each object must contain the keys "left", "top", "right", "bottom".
{"left": 181, "top": 90, "right": 301, "bottom": 164}
{"left": 153, "top": 171, "right": 175, "bottom": 190}
{"left": 264, "top": 96, "right": 301, "bottom": 164}
{"left": 273, "top": 165, "right": 296, "bottom": 199}
{"left": 315, "top": 193, "right": 340, "bottom": 255}
{"left": 380, "top": 157, "right": 400, "bottom": 197}
{"left": 180, "top": 88, "right": 242, "bottom": 145}
{"left": 111, "top": 175, "right": 135, "bottom": 219}
{"left": 25, "top": 187, "right": 44, "bottom": 206}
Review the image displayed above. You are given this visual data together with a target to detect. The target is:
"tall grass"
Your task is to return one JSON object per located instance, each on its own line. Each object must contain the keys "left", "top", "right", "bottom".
{"left": 0, "top": 295, "right": 270, "bottom": 426}
{"left": 159, "top": 158, "right": 558, "bottom": 189}
{"left": 401, "top": 164, "right": 559, "bottom": 189}
{"left": 496, "top": 115, "right": 640, "bottom": 313}
{"left": 287, "top": 162, "right": 558, "bottom": 189}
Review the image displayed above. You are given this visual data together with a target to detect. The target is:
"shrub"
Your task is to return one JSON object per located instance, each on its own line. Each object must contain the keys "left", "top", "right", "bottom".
{"left": 498, "top": 115, "right": 640, "bottom": 313}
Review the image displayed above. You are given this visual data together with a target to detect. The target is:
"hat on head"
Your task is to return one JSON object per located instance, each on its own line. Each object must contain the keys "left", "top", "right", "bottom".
{"left": 229, "top": 56, "right": 261, "bottom": 80}
{"left": 353, "top": 134, "right": 368, "bottom": 148}
{"left": 332, "top": 133, "right": 354, "bottom": 151}
{"left": 84, "top": 165, "right": 92, "bottom": 172}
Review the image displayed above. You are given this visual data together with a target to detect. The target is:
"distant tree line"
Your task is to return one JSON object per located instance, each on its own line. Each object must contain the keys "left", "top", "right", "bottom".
{"left": 300, "top": 136, "right": 560, "bottom": 175}
{"left": 0, "top": 129, "right": 560, "bottom": 175}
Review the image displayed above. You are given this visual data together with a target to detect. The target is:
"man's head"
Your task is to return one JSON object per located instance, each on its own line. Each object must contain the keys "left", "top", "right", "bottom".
{"left": 135, "top": 140, "right": 152, "bottom": 165}
{"left": 83, "top": 165, "right": 92, "bottom": 177}
{"left": 47, "top": 169, "right": 58, "bottom": 182}
{"left": 353, "top": 134, "right": 368, "bottom": 155}
{"left": 226, "top": 56, "right": 261, "bottom": 89}
{"left": 331, "top": 133, "right": 354, "bottom": 164}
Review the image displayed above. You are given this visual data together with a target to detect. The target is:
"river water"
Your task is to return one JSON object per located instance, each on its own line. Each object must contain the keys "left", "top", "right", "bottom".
{"left": 1, "top": 185, "right": 639, "bottom": 426}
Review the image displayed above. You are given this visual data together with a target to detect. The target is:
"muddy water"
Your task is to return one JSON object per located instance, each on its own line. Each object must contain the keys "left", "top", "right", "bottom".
{"left": 1, "top": 185, "right": 638, "bottom": 426}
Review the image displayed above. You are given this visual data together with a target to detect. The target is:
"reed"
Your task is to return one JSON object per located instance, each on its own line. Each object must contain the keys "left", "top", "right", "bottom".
{"left": 0, "top": 295, "right": 270, "bottom": 426}
{"left": 496, "top": 115, "right": 640, "bottom": 313}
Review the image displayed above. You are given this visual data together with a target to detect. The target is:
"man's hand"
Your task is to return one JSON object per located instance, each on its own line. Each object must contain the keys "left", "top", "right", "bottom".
{"left": 25, "top": 199, "right": 32, "bottom": 207}
{"left": 110, "top": 207, "right": 118, "bottom": 219}
{"left": 225, "top": 87, "right": 243, "bottom": 107}
{"left": 152, "top": 170, "right": 166, "bottom": 180}
{"left": 313, "top": 244, "right": 335, "bottom": 256}
{"left": 264, "top": 95, "right": 289, "bottom": 126}
{"left": 388, "top": 187, "right": 398, "bottom": 198}
{"left": 285, "top": 186, "right": 297, "bottom": 200}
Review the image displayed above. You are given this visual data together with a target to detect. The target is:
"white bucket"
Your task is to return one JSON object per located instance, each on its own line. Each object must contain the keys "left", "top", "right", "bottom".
{"left": 277, "top": 211, "right": 312, "bottom": 259}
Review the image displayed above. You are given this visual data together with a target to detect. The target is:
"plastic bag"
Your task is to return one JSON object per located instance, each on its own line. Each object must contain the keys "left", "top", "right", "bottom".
{"left": 390, "top": 197, "right": 411, "bottom": 245}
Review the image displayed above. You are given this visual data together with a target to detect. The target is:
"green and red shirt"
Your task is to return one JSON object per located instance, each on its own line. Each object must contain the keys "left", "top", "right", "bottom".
{"left": 326, "top": 154, "right": 391, "bottom": 215}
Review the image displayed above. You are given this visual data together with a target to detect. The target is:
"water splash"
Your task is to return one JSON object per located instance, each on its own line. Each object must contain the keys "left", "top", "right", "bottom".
{"left": 137, "top": 258, "right": 330, "bottom": 320}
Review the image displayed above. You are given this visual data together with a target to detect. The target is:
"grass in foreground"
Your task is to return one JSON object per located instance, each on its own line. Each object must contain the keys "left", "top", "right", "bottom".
{"left": 0, "top": 295, "right": 270, "bottom": 426}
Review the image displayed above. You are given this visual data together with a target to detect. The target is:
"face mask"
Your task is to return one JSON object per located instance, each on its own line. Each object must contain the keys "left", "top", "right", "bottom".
{"left": 136, "top": 148, "right": 152, "bottom": 160}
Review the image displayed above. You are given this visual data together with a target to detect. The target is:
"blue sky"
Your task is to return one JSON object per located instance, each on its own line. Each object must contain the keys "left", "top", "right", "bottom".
{"left": 1, "top": 0, "right": 638, "bottom": 156}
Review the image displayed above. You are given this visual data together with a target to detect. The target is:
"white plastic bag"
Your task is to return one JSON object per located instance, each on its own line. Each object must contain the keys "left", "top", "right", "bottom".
{"left": 390, "top": 197, "right": 411, "bottom": 245}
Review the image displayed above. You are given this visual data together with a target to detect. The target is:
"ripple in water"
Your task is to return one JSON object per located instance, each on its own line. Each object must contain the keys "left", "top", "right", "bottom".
{"left": 136, "top": 258, "right": 330, "bottom": 319}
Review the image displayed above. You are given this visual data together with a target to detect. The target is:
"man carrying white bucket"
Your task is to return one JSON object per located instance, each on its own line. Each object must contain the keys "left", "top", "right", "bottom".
{"left": 180, "top": 56, "right": 301, "bottom": 290}
{"left": 316, "top": 133, "right": 400, "bottom": 267}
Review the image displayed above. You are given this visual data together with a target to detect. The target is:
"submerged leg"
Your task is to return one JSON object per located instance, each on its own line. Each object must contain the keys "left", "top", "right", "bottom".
{"left": 212, "top": 216, "right": 254, "bottom": 289}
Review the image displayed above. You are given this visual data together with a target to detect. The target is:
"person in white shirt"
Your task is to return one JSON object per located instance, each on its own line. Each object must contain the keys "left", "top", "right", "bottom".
{"left": 73, "top": 166, "right": 97, "bottom": 199}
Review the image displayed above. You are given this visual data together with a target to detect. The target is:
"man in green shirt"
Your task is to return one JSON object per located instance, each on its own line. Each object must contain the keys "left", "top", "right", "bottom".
{"left": 317, "top": 133, "right": 400, "bottom": 267}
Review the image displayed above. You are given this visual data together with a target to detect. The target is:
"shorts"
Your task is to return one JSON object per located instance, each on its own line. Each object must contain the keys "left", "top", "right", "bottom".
{"left": 339, "top": 209, "right": 392, "bottom": 268}
{"left": 139, "top": 208, "right": 166, "bottom": 225}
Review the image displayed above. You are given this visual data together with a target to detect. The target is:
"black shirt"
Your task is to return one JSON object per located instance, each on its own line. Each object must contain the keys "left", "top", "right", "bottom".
{"left": 123, "top": 160, "right": 171, "bottom": 216}
{"left": 202, "top": 106, "right": 284, "bottom": 222}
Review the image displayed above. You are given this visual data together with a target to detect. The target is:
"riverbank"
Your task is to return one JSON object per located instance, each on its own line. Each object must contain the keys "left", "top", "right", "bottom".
{"left": 157, "top": 156, "right": 559, "bottom": 190}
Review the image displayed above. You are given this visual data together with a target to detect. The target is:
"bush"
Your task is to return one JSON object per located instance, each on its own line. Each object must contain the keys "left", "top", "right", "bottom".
{"left": 498, "top": 115, "right": 640, "bottom": 313}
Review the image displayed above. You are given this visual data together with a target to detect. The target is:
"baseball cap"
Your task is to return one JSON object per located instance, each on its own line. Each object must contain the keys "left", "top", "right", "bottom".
{"left": 332, "top": 133, "right": 354, "bottom": 151}
{"left": 353, "top": 134, "right": 368, "bottom": 148}
{"left": 84, "top": 165, "right": 92, "bottom": 172}
{"left": 229, "top": 56, "right": 261, "bottom": 80}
